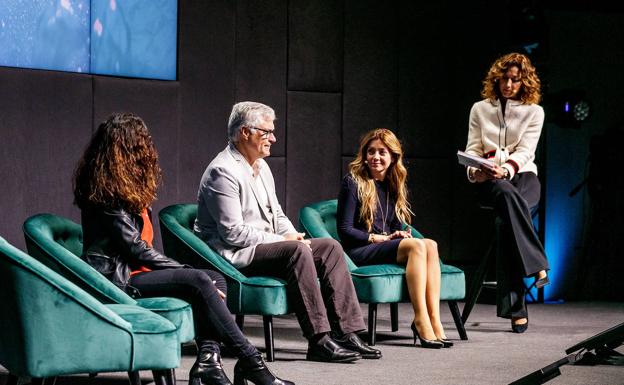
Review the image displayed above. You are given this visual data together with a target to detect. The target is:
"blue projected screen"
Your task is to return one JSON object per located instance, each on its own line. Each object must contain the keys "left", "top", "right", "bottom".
{"left": 0, "top": 0, "right": 177, "bottom": 80}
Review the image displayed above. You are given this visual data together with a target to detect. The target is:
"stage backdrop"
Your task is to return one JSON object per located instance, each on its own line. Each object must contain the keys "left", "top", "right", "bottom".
{"left": 1, "top": 0, "right": 623, "bottom": 301}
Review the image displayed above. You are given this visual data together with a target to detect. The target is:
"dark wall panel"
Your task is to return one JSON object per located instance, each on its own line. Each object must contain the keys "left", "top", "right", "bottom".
{"left": 288, "top": 0, "right": 343, "bottom": 92}
{"left": 404, "top": 158, "right": 452, "bottom": 261}
{"left": 93, "top": 77, "right": 180, "bottom": 249}
{"left": 398, "top": 2, "right": 453, "bottom": 158}
{"left": 235, "top": 0, "right": 287, "bottom": 156}
{"left": 178, "top": 0, "right": 236, "bottom": 203}
{"left": 343, "top": 0, "right": 398, "bottom": 155}
{"left": 286, "top": 92, "right": 342, "bottom": 222}
{"left": 265, "top": 157, "right": 286, "bottom": 211}
{"left": 0, "top": 68, "right": 91, "bottom": 249}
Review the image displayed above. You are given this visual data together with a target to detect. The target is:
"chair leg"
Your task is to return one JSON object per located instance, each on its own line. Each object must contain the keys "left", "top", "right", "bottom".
{"left": 152, "top": 370, "right": 167, "bottom": 385}
{"left": 448, "top": 301, "right": 468, "bottom": 340}
{"left": 390, "top": 303, "right": 399, "bottom": 332}
{"left": 236, "top": 314, "right": 245, "bottom": 330}
{"left": 461, "top": 241, "right": 494, "bottom": 324}
{"left": 165, "top": 369, "right": 176, "bottom": 385}
{"left": 6, "top": 374, "right": 19, "bottom": 385}
{"left": 128, "top": 370, "right": 141, "bottom": 385}
{"left": 368, "top": 303, "right": 378, "bottom": 346}
{"left": 263, "top": 315, "right": 275, "bottom": 362}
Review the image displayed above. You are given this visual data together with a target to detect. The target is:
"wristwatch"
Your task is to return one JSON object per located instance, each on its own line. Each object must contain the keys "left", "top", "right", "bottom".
{"left": 503, "top": 168, "right": 510, "bottom": 180}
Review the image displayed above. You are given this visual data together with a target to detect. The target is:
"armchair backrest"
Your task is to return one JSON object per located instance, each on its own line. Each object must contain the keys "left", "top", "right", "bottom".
{"left": 0, "top": 236, "right": 134, "bottom": 377}
{"left": 158, "top": 204, "right": 247, "bottom": 283}
{"left": 23, "top": 213, "right": 136, "bottom": 306}
{"left": 299, "top": 199, "right": 426, "bottom": 270}
{"left": 298, "top": 199, "right": 358, "bottom": 271}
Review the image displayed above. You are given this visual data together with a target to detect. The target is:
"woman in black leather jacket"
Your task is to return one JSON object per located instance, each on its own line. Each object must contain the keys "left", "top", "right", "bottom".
{"left": 73, "top": 113, "right": 293, "bottom": 385}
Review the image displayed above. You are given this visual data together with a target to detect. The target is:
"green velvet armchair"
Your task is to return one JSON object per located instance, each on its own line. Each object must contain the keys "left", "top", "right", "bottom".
{"left": 0, "top": 236, "right": 180, "bottom": 385}
{"left": 158, "top": 204, "right": 289, "bottom": 362}
{"left": 23, "top": 213, "right": 195, "bottom": 345}
{"left": 298, "top": 199, "right": 467, "bottom": 344}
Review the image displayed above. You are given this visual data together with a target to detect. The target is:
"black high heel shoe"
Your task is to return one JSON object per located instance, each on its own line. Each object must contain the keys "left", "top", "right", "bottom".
{"left": 511, "top": 318, "right": 528, "bottom": 334}
{"left": 410, "top": 322, "right": 443, "bottom": 349}
{"left": 437, "top": 338, "right": 454, "bottom": 348}
{"left": 189, "top": 351, "right": 232, "bottom": 385}
{"left": 233, "top": 353, "right": 294, "bottom": 385}
{"left": 535, "top": 274, "right": 550, "bottom": 289}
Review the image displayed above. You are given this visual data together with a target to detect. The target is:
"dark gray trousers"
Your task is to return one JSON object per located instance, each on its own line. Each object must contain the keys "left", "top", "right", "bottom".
{"left": 240, "top": 238, "right": 365, "bottom": 338}
{"left": 478, "top": 172, "right": 550, "bottom": 319}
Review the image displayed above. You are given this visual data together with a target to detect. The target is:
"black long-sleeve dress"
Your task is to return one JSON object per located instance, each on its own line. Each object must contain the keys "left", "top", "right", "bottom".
{"left": 337, "top": 175, "right": 403, "bottom": 265}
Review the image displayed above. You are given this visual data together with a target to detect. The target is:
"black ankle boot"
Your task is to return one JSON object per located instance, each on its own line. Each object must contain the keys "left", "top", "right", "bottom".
{"left": 233, "top": 353, "right": 294, "bottom": 385}
{"left": 189, "top": 341, "right": 233, "bottom": 385}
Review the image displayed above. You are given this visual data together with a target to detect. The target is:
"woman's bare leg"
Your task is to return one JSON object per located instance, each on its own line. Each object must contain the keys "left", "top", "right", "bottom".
{"left": 397, "top": 238, "right": 436, "bottom": 341}
{"left": 422, "top": 238, "right": 446, "bottom": 340}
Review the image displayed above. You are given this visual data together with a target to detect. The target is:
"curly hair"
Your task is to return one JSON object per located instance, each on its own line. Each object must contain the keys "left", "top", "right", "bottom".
{"left": 481, "top": 52, "right": 542, "bottom": 104}
{"left": 73, "top": 113, "right": 162, "bottom": 214}
{"left": 348, "top": 128, "right": 412, "bottom": 231}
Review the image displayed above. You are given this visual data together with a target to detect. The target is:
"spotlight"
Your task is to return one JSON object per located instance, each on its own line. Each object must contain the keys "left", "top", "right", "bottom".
{"left": 547, "top": 89, "right": 590, "bottom": 129}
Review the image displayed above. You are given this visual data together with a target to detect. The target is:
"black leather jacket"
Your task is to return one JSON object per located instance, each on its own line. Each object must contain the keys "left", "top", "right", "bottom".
{"left": 81, "top": 205, "right": 185, "bottom": 294}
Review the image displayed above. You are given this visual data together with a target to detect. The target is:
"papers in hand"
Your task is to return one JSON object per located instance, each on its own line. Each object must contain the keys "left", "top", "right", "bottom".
{"left": 457, "top": 150, "right": 495, "bottom": 169}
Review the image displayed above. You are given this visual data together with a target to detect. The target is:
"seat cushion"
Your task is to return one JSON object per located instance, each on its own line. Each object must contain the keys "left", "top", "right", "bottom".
{"left": 136, "top": 297, "right": 195, "bottom": 343}
{"left": 106, "top": 304, "right": 180, "bottom": 371}
{"left": 227, "top": 277, "right": 289, "bottom": 315}
{"left": 352, "top": 262, "right": 466, "bottom": 303}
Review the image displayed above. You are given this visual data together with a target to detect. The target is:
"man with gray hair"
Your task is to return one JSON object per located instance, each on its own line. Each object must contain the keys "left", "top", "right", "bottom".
{"left": 194, "top": 101, "right": 381, "bottom": 363}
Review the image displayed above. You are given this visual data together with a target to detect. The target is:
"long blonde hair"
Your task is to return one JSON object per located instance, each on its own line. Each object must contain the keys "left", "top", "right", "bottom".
{"left": 348, "top": 128, "right": 412, "bottom": 231}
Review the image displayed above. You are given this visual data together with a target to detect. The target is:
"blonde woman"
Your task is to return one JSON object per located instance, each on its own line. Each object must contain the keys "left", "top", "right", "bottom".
{"left": 337, "top": 128, "right": 449, "bottom": 349}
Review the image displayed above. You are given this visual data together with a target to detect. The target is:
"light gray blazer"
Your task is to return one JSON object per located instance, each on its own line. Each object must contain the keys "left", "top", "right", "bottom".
{"left": 194, "top": 144, "right": 297, "bottom": 268}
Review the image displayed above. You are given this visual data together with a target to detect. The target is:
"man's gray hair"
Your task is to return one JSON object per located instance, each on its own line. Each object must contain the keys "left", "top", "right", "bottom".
{"left": 227, "top": 101, "right": 275, "bottom": 142}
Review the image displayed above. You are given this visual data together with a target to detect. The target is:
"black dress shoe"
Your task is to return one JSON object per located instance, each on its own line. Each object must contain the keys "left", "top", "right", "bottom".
{"left": 332, "top": 332, "right": 382, "bottom": 359}
{"left": 306, "top": 335, "right": 362, "bottom": 363}
{"left": 511, "top": 318, "right": 528, "bottom": 334}
{"left": 233, "top": 353, "right": 294, "bottom": 385}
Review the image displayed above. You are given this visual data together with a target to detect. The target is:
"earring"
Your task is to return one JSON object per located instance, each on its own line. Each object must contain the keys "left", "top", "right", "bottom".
{"left": 364, "top": 160, "right": 368, "bottom": 164}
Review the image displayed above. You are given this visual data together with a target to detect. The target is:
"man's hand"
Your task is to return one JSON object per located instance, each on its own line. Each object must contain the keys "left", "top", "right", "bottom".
{"left": 284, "top": 232, "right": 312, "bottom": 249}
{"left": 284, "top": 232, "right": 305, "bottom": 241}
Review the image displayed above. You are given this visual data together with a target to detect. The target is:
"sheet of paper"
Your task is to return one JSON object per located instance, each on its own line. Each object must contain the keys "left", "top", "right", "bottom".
{"left": 457, "top": 150, "right": 495, "bottom": 169}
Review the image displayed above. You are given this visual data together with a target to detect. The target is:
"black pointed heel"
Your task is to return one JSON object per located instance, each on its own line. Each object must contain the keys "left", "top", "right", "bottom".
{"left": 511, "top": 318, "right": 528, "bottom": 333}
{"left": 535, "top": 275, "right": 550, "bottom": 289}
{"left": 437, "top": 338, "right": 454, "bottom": 348}
{"left": 410, "top": 322, "right": 443, "bottom": 349}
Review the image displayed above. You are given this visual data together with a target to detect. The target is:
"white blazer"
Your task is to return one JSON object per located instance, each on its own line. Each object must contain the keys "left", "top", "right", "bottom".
{"left": 465, "top": 99, "right": 544, "bottom": 181}
{"left": 194, "top": 144, "right": 297, "bottom": 268}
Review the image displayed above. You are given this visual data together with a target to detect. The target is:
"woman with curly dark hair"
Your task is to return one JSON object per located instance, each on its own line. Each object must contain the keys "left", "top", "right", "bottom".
{"left": 464, "top": 53, "right": 550, "bottom": 333}
{"left": 74, "top": 113, "right": 293, "bottom": 385}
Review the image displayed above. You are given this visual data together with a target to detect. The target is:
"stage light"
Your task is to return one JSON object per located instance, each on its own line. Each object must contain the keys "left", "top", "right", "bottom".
{"left": 546, "top": 89, "right": 590, "bottom": 129}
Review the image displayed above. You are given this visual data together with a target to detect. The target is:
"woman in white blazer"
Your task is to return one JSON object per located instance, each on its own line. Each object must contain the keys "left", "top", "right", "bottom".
{"left": 464, "top": 52, "right": 550, "bottom": 333}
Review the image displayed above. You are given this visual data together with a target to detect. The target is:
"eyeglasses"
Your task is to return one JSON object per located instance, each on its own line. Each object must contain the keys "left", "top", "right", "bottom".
{"left": 250, "top": 127, "right": 275, "bottom": 139}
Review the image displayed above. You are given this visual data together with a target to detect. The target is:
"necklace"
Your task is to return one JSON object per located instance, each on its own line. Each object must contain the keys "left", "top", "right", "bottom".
{"left": 376, "top": 184, "right": 389, "bottom": 235}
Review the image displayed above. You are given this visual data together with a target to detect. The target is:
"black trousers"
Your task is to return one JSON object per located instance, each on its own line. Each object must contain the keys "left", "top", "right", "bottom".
{"left": 129, "top": 268, "right": 257, "bottom": 358}
{"left": 240, "top": 238, "right": 366, "bottom": 339}
{"left": 477, "top": 172, "right": 550, "bottom": 319}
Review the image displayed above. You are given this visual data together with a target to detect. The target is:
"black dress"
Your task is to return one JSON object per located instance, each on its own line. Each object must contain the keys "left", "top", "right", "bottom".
{"left": 337, "top": 175, "right": 403, "bottom": 265}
